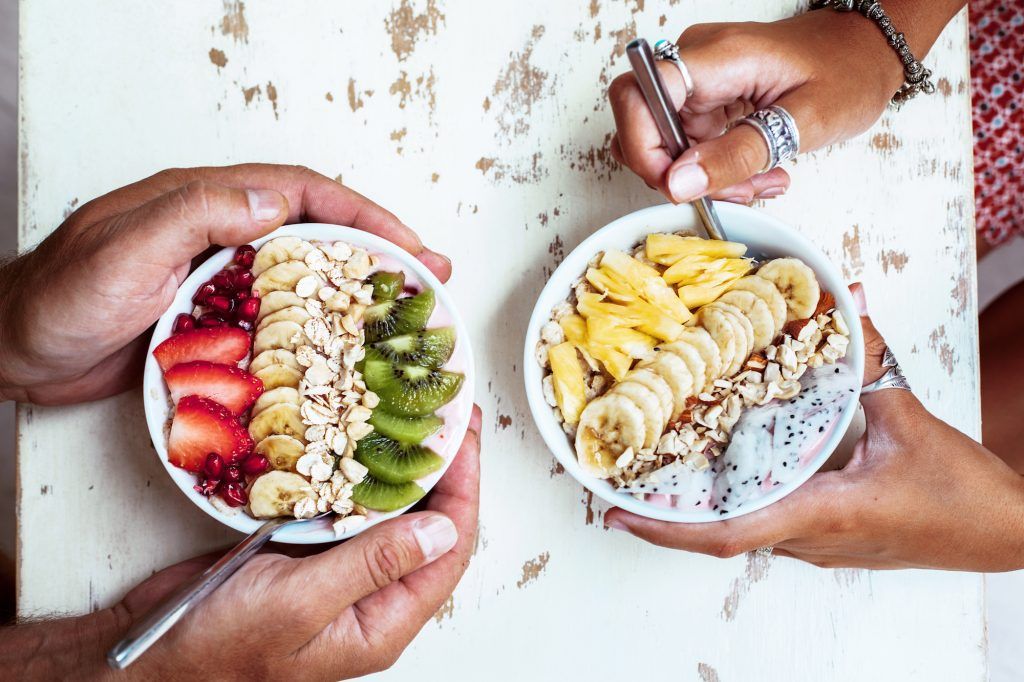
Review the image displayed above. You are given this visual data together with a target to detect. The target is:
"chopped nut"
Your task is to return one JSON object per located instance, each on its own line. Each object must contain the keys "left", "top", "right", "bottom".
{"left": 295, "top": 275, "right": 321, "bottom": 299}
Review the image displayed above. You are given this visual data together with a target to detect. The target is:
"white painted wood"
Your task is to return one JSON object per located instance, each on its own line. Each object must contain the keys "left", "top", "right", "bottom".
{"left": 17, "top": 2, "right": 983, "bottom": 680}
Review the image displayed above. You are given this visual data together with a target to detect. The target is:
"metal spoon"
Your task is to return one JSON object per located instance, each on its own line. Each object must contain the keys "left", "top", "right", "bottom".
{"left": 626, "top": 38, "right": 728, "bottom": 241}
{"left": 107, "top": 512, "right": 330, "bottom": 669}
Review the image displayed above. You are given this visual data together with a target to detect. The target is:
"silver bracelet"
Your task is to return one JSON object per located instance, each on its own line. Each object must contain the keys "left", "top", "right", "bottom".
{"left": 811, "top": 0, "right": 936, "bottom": 108}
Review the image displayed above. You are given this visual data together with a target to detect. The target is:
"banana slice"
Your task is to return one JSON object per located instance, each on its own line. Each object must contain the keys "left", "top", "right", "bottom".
{"left": 248, "top": 470, "right": 317, "bottom": 518}
{"left": 755, "top": 258, "right": 820, "bottom": 321}
{"left": 728, "top": 275, "right": 787, "bottom": 337}
{"left": 254, "top": 434, "right": 306, "bottom": 471}
{"left": 611, "top": 381, "right": 666, "bottom": 449}
{"left": 256, "top": 305, "right": 313, "bottom": 332}
{"left": 253, "top": 363, "right": 303, "bottom": 391}
{"left": 249, "top": 348, "right": 301, "bottom": 374}
{"left": 253, "top": 320, "right": 310, "bottom": 356}
{"left": 676, "top": 327, "right": 722, "bottom": 386}
{"left": 575, "top": 394, "right": 647, "bottom": 477}
{"left": 248, "top": 403, "right": 306, "bottom": 443}
{"left": 253, "top": 237, "right": 315, "bottom": 277}
{"left": 718, "top": 289, "right": 776, "bottom": 351}
{"left": 707, "top": 301, "right": 754, "bottom": 363}
{"left": 256, "top": 291, "right": 306, "bottom": 323}
{"left": 251, "top": 386, "right": 302, "bottom": 416}
{"left": 637, "top": 350, "right": 694, "bottom": 416}
{"left": 659, "top": 340, "right": 709, "bottom": 394}
{"left": 252, "top": 261, "right": 319, "bottom": 297}
{"left": 623, "top": 368, "right": 675, "bottom": 423}
{"left": 694, "top": 307, "right": 737, "bottom": 381}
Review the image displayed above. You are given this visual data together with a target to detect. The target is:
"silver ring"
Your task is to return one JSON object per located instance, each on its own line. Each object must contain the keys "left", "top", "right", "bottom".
{"left": 861, "top": 347, "right": 913, "bottom": 394}
{"left": 738, "top": 105, "right": 801, "bottom": 173}
{"left": 755, "top": 546, "right": 774, "bottom": 558}
{"left": 653, "top": 39, "right": 695, "bottom": 99}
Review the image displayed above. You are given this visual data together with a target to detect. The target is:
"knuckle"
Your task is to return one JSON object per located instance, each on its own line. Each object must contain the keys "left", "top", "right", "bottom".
{"left": 607, "top": 74, "right": 633, "bottom": 108}
{"left": 711, "top": 538, "right": 743, "bottom": 559}
{"left": 363, "top": 537, "right": 411, "bottom": 589}
{"left": 174, "top": 180, "right": 216, "bottom": 221}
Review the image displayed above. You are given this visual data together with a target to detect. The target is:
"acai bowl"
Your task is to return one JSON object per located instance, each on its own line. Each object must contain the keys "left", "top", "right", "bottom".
{"left": 144, "top": 224, "right": 474, "bottom": 544}
{"left": 524, "top": 202, "right": 864, "bottom": 523}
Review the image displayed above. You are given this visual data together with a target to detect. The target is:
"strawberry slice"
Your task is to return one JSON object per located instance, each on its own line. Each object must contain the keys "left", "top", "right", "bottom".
{"left": 168, "top": 395, "right": 254, "bottom": 472}
{"left": 165, "top": 362, "right": 264, "bottom": 415}
{"left": 153, "top": 327, "right": 250, "bottom": 373}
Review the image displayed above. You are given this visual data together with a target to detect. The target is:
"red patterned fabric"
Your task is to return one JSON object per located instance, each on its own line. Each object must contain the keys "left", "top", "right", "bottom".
{"left": 970, "top": 1, "right": 1024, "bottom": 247}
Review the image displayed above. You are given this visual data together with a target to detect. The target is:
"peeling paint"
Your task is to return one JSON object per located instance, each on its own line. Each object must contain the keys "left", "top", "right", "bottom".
{"left": 385, "top": 0, "right": 445, "bottom": 62}
{"left": 266, "top": 81, "right": 278, "bottom": 119}
{"left": 433, "top": 594, "right": 454, "bottom": 623}
{"left": 208, "top": 48, "right": 227, "bottom": 68}
{"left": 878, "top": 249, "right": 908, "bottom": 274}
{"left": 517, "top": 552, "right": 550, "bottom": 588}
{"left": 721, "top": 551, "right": 772, "bottom": 621}
{"left": 475, "top": 152, "right": 547, "bottom": 184}
{"left": 549, "top": 234, "right": 565, "bottom": 266}
{"left": 347, "top": 78, "right": 364, "bottom": 111}
{"left": 497, "top": 414, "right": 512, "bottom": 430}
{"left": 870, "top": 132, "right": 901, "bottom": 152}
{"left": 62, "top": 197, "right": 79, "bottom": 220}
{"left": 928, "top": 325, "right": 956, "bottom": 376}
{"left": 324, "top": 92, "right": 333, "bottom": 102}
{"left": 582, "top": 489, "right": 598, "bottom": 526}
{"left": 561, "top": 132, "right": 621, "bottom": 181}
{"left": 950, "top": 274, "right": 970, "bottom": 316}
{"left": 698, "top": 663, "right": 721, "bottom": 682}
{"left": 241, "top": 84, "right": 261, "bottom": 105}
{"left": 220, "top": 0, "right": 249, "bottom": 44}
{"left": 937, "top": 77, "right": 953, "bottom": 97}
{"left": 549, "top": 460, "right": 565, "bottom": 477}
{"left": 431, "top": 172, "right": 440, "bottom": 183}
{"left": 389, "top": 68, "right": 436, "bottom": 116}
{"left": 491, "top": 26, "right": 550, "bottom": 142}
{"left": 841, "top": 224, "right": 864, "bottom": 278}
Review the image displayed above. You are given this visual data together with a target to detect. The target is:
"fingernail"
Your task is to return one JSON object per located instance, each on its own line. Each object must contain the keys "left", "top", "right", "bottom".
{"left": 413, "top": 515, "right": 458, "bottom": 562}
{"left": 721, "top": 195, "right": 750, "bottom": 205}
{"left": 246, "top": 189, "right": 283, "bottom": 221}
{"left": 668, "top": 162, "right": 709, "bottom": 203}
{"left": 759, "top": 187, "right": 787, "bottom": 198}
{"left": 417, "top": 250, "right": 452, "bottom": 277}
{"left": 852, "top": 284, "right": 868, "bottom": 316}
{"left": 605, "top": 519, "right": 628, "bottom": 532}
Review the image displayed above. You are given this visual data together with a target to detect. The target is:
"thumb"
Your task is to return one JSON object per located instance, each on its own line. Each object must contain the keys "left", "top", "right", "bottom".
{"left": 114, "top": 180, "right": 289, "bottom": 267}
{"left": 289, "top": 511, "right": 457, "bottom": 632}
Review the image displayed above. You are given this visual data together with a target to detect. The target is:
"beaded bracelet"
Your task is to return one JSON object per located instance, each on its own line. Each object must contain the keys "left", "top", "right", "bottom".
{"left": 812, "top": 0, "right": 936, "bottom": 107}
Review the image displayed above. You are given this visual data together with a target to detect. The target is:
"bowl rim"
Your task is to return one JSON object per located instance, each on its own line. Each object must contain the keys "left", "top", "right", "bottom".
{"left": 523, "top": 201, "right": 863, "bottom": 523}
{"left": 143, "top": 223, "right": 475, "bottom": 544}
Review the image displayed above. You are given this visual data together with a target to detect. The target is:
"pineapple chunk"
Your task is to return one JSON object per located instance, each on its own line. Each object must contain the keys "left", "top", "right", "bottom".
{"left": 559, "top": 314, "right": 588, "bottom": 346}
{"left": 663, "top": 256, "right": 753, "bottom": 285}
{"left": 597, "top": 251, "right": 691, "bottom": 323}
{"left": 585, "top": 267, "right": 638, "bottom": 303}
{"left": 577, "top": 293, "right": 683, "bottom": 342}
{"left": 646, "top": 233, "right": 747, "bottom": 265}
{"left": 548, "top": 342, "right": 587, "bottom": 425}
{"left": 678, "top": 282, "right": 733, "bottom": 309}
{"left": 559, "top": 313, "right": 631, "bottom": 380}
{"left": 586, "top": 317, "right": 656, "bottom": 359}
{"left": 589, "top": 345, "right": 632, "bottom": 381}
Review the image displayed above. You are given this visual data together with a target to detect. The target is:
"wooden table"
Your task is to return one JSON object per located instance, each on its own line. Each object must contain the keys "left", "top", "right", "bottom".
{"left": 18, "top": 2, "right": 982, "bottom": 680}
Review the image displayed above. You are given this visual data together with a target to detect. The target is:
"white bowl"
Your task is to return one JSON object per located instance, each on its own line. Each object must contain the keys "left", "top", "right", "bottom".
{"left": 524, "top": 202, "right": 864, "bottom": 523}
{"left": 144, "top": 224, "right": 475, "bottom": 543}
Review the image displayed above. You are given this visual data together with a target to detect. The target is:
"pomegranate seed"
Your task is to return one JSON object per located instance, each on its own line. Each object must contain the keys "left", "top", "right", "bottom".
{"left": 192, "top": 282, "right": 217, "bottom": 305}
{"left": 206, "top": 295, "right": 235, "bottom": 314}
{"left": 234, "top": 245, "right": 256, "bottom": 268}
{"left": 234, "top": 289, "right": 251, "bottom": 302}
{"left": 224, "top": 466, "right": 242, "bottom": 483}
{"left": 221, "top": 483, "right": 248, "bottom": 507}
{"left": 231, "top": 269, "right": 255, "bottom": 290}
{"left": 241, "top": 454, "right": 269, "bottom": 476}
{"left": 204, "top": 453, "right": 225, "bottom": 479}
{"left": 194, "top": 477, "right": 221, "bottom": 497}
{"left": 172, "top": 313, "right": 196, "bottom": 334}
{"left": 237, "top": 297, "right": 261, "bottom": 322}
{"left": 235, "top": 319, "right": 254, "bottom": 332}
{"left": 211, "top": 270, "right": 233, "bottom": 290}
{"left": 197, "top": 312, "right": 226, "bottom": 328}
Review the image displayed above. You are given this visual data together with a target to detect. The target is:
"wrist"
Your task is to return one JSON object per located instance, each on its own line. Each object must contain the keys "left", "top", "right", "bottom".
{"left": 0, "top": 255, "right": 34, "bottom": 403}
{"left": 0, "top": 608, "right": 127, "bottom": 680}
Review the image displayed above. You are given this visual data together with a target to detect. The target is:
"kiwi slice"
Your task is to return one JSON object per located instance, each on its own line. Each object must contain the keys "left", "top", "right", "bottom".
{"left": 369, "top": 410, "right": 444, "bottom": 444}
{"left": 368, "top": 271, "right": 405, "bottom": 302}
{"left": 364, "top": 290, "right": 435, "bottom": 343}
{"left": 371, "top": 327, "right": 456, "bottom": 369}
{"left": 363, "top": 350, "right": 464, "bottom": 416}
{"left": 351, "top": 474, "right": 425, "bottom": 512}
{"left": 355, "top": 432, "right": 444, "bottom": 484}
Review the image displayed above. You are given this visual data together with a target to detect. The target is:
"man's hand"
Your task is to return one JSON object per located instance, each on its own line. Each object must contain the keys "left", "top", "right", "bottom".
{"left": 606, "top": 285, "right": 1024, "bottom": 571}
{"left": 0, "top": 164, "right": 452, "bottom": 405}
{"left": 1, "top": 407, "right": 481, "bottom": 680}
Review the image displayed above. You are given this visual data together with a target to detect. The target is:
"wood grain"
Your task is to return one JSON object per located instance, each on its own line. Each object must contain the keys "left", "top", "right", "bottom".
{"left": 18, "top": 1, "right": 982, "bottom": 680}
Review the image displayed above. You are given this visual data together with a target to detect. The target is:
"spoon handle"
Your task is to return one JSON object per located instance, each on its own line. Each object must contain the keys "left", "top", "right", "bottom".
{"left": 107, "top": 516, "right": 291, "bottom": 669}
{"left": 626, "top": 38, "right": 728, "bottom": 242}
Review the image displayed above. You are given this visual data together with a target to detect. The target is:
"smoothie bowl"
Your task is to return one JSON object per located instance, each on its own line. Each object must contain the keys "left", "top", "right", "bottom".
{"left": 524, "top": 203, "right": 863, "bottom": 522}
{"left": 144, "top": 224, "right": 474, "bottom": 544}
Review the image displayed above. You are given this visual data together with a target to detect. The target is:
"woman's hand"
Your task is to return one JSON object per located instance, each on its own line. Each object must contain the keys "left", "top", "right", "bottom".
{"left": 607, "top": 5, "right": 960, "bottom": 204}
{"left": 605, "top": 285, "right": 1024, "bottom": 571}
{"left": 5, "top": 407, "right": 481, "bottom": 680}
{"left": 0, "top": 164, "right": 452, "bottom": 405}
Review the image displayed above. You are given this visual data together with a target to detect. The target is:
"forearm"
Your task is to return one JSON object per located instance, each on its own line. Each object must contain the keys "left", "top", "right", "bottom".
{"left": 885, "top": 0, "right": 967, "bottom": 58}
{"left": 0, "top": 609, "right": 125, "bottom": 680}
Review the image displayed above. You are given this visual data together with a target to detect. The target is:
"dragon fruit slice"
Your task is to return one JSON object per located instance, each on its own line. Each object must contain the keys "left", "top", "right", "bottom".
{"left": 618, "top": 459, "right": 715, "bottom": 509}
{"left": 714, "top": 403, "right": 778, "bottom": 512}
{"left": 770, "top": 363, "right": 859, "bottom": 484}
